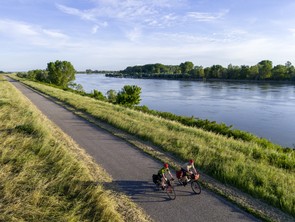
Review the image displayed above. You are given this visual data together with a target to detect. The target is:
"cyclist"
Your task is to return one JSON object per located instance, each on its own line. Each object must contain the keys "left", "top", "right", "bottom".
{"left": 180, "top": 159, "right": 198, "bottom": 186}
{"left": 158, "top": 163, "right": 174, "bottom": 190}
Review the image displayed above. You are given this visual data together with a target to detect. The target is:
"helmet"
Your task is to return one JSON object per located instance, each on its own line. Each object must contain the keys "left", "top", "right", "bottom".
{"left": 189, "top": 159, "right": 194, "bottom": 164}
{"left": 164, "top": 163, "right": 169, "bottom": 168}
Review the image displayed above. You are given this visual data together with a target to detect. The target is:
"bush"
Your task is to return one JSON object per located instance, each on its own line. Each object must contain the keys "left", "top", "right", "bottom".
{"left": 116, "top": 85, "right": 141, "bottom": 107}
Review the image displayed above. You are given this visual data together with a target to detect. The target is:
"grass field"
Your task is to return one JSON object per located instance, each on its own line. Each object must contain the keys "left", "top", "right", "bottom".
{"left": 0, "top": 75, "right": 150, "bottom": 221}
{"left": 13, "top": 76, "right": 295, "bottom": 218}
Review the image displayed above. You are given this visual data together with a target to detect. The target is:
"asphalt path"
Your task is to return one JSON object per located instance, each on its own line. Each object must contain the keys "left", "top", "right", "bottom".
{"left": 8, "top": 78, "right": 260, "bottom": 222}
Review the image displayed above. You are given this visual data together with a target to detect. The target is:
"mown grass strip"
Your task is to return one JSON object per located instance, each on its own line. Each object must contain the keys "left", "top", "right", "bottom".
{"left": 13, "top": 76, "right": 295, "bottom": 218}
{"left": 0, "top": 75, "right": 150, "bottom": 222}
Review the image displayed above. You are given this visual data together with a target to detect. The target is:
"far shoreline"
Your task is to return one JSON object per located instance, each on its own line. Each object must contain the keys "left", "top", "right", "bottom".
{"left": 103, "top": 74, "right": 295, "bottom": 84}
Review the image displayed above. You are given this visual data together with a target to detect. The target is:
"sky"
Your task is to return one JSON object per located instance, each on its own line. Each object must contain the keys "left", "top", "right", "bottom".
{"left": 1, "top": 0, "right": 295, "bottom": 71}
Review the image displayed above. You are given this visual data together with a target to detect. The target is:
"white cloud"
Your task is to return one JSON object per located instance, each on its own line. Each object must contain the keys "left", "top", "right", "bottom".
{"left": 56, "top": 0, "right": 182, "bottom": 30}
{"left": 56, "top": 4, "right": 98, "bottom": 22}
{"left": 91, "top": 0, "right": 175, "bottom": 9}
{"left": 55, "top": 0, "right": 231, "bottom": 42}
{"left": 0, "top": 19, "right": 70, "bottom": 49}
{"left": 42, "top": 29, "right": 68, "bottom": 39}
{"left": 144, "top": 13, "right": 179, "bottom": 28}
{"left": 186, "top": 9, "right": 229, "bottom": 22}
{"left": 125, "top": 27, "right": 142, "bottom": 41}
{"left": 91, "top": 25, "right": 99, "bottom": 34}
{"left": 289, "top": 28, "right": 295, "bottom": 37}
{"left": 0, "top": 19, "right": 38, "bottom": 37}
{"left": 57, "top": 1, "right": 157, "bottom": 21}
{"left": 91, "top": 22, "right": 108, "bottom": 34}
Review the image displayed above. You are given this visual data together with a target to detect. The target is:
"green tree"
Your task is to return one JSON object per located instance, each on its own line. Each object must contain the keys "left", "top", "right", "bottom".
{"left": 141, "top": 64, "right": 153, "bottom": 74}
{"left": 47, "top": 60, "right": 76, "bottom": 87}
{"left": 154, "top": 63, "right": 168, "bottom": 74}
{"left": 106, "top": 89, "right": 117, "bottom": 103}
{"left": 168, "top": 65, "right": 181, "bottom": 74}
{"left": 68, "top": 82, "right": 85, "bottom": 93}
{"left": 35, "top": 70, "right": 49, "bottom": 82}
{"left": 272, "top": 65, "right": 287, "bottom": 80}
{"left": 240, "top": 65, "right": 250, "bottom": 79}
{"left": 190, "top": 66, "right": 204, "bottom": 78}
{"left": 208, "top": 65, "right": 225, "bottom": 79}
{"left": 26, "top": 70, "right": 37, "bottom": 80}
{"left": 227, "top": 64, "right": 241, "bottom": 79}
{"left": 116, "top": 85, "right": 141, "bottom": 107}
{"left": 204, "top": 67, "right": 210, "bottom": 79}
{"left": 91, "top": 89, "right": 105, "bottom": 100}
{"left": 25, "top": 69, "right": 48, "bottom": 82}
{"left": 197, "top": 66, "right": 205, "bottom": 78}
{"left": 249, "top": 65, "right": 259, "bottom": 80}
{"left": 285, "top": 61, "right": 295, "bottom": 80}
{"left": 258, "top": 60, "right": 272, "bottom": 80}
{"left": 180, "top": 61, "right": 194, "bottom": 74}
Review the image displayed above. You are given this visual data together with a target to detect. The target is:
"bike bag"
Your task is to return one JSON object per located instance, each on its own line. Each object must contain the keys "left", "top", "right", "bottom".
{"left": 152, "top": 174, "right": 159, "bottom": 184}
{"left": 176, "top": 170, "right": 183, "bottom": 179}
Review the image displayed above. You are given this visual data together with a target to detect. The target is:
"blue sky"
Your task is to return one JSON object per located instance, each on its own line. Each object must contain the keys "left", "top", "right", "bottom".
{"left": 1, "top": 0, "right": 295, "bottom": 71}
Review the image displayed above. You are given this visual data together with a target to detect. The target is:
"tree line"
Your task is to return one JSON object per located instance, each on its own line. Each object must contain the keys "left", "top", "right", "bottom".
{"left": 17, "top": 60, "right": 76, "bottom": 88}
{"left": 110, "top": 60, "right": 295, "bottom": 81}
{"left": 16, "top": 60, "right": 141, "bottom": 107}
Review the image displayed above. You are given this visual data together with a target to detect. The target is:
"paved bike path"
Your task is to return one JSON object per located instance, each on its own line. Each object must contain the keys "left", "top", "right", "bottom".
{"left": 9, "top": 78, "right": 259, "bottom": 222}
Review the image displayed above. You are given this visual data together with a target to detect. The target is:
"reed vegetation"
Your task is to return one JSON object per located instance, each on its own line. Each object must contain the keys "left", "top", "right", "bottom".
{"left": 0, "top": 75, "right": 150, "bottom": 221}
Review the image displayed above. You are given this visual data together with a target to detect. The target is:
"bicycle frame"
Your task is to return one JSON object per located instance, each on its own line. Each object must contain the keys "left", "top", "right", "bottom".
{"left": 177, "top": 173, "right": 201, "bottom": 195}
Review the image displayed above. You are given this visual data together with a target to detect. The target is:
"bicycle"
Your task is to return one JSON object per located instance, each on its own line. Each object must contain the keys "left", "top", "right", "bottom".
{"left": 177, "top": 171, "right": 201, "bottom": 194}
{"left": 152, "top": 174, "right": 176, "bottom": 200}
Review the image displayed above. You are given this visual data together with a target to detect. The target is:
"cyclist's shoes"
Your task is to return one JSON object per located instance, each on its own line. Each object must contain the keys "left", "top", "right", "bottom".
{"left": 161, "top": 186, "right": 165, "bottom": 190}
{"left": 183, "top": 181, "right": 187, "bottom": 186}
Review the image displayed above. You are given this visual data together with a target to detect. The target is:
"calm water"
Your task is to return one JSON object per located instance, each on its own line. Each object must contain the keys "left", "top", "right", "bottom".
{"left": 74, "top": 74, "right": 295, "bottom": 148}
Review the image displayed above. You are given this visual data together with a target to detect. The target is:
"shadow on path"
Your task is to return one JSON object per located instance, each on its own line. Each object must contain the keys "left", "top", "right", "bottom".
{"left": 107, "top": 179, "right": 203, "bottom": 202}
{"left": 104, "top": 180, "right": 177, "bottom": 203}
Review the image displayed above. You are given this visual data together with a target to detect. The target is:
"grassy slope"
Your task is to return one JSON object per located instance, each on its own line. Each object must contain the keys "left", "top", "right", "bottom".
{"left": 15, "top": 77, "right": 295, "bottom": 218}
{"left": 0, "top": 75, "right": 150, "bottom": 222}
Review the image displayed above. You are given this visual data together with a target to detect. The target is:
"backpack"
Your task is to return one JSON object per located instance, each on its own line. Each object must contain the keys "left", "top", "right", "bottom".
{"left": 152, "top": 174, "right": 159, "bottom": 184}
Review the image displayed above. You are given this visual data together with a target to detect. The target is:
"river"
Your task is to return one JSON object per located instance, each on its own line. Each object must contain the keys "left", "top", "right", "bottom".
{"left": 74, "top": 74, "right": 295, "bottom": 148}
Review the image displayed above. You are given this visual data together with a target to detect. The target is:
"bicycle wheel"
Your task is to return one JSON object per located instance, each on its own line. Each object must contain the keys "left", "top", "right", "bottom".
{"left": 166, "top": 185, "right": 176, "bottom": 200}
{"left": 191, "top": 180, "right": 201, "bottom": 194}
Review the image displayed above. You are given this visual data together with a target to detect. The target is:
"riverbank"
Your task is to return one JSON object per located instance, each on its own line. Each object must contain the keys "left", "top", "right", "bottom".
{"left": 105, "top": 73, "right": 295, "bottom": 84}
{"left": 12, "top": 75, "right": 295, "bottom": 220}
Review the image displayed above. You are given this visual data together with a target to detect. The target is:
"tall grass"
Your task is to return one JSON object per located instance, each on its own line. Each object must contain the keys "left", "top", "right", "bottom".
{"left": 16, "top": 77, "right": 295, "bottom": 217}
{"left": 134, "top": 106, "right": 292, "bottom": 150}
{"left": 0, "top": 75, "right": 150, "bottom": 222}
